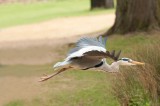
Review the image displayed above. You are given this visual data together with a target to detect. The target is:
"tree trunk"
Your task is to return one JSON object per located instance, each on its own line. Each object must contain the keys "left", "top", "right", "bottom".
{"left": 105, "top": 0, "right": 160, "bottom": 35}
{"left": 90, "top": 0, "right": 114, "bottom": 10}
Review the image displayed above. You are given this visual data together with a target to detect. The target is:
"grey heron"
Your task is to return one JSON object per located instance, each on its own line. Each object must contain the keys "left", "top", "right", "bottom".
{"left": 39, "top": 36, "right": 144, "bottom": 82}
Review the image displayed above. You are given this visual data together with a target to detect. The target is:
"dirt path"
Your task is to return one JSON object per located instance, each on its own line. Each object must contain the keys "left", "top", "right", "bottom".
{"left": 0, "top": 14, "right": 115, "bottom": 65}
{"left": 0, "top": 14, "right": 114, "bottom": 43}
{"left": 0, "top": 76, "right": 45, "bottom": 105}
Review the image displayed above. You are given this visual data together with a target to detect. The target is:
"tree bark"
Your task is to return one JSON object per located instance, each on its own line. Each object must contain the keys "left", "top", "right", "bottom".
{"left": 105, "top": 0, "right": 160, "bottom": 35}
{"left": 90, "top": 0, "right": 114, "bottom": 10}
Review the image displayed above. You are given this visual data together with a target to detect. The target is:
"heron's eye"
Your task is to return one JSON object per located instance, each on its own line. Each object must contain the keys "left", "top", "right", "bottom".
{"left": 122, "top": 59, "right": 129, "bottom": 61}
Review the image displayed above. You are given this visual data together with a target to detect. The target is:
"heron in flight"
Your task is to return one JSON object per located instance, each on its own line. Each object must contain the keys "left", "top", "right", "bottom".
{"left": 39, "top": 36, "right": 144, "bottom": 82}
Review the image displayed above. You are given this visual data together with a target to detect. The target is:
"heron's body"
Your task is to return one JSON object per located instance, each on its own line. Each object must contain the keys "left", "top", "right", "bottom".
{"left": 53, "top": 37, "right": 114, "bottom": 71}
{"left": 39, "top": 36, "right": 144, "bottom": 82}
{"left": 70, "top": 57, "right": 103, "bottom": 70}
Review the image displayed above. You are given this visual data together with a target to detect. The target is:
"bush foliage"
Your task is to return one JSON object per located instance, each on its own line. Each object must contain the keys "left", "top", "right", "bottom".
{"left": 112, "top": 43, "right": 160, "bottom": 106}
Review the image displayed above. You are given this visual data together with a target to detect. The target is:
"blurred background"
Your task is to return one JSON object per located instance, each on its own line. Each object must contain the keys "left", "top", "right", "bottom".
{"left": 0, "top": 0, "right": 160, "bottom": 106}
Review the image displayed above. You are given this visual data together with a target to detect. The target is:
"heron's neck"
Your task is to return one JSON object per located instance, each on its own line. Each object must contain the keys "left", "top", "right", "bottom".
{"left": 110, "top": 61, "right": 120, "bottom": 72}
{"left": 101, "top": 61, "right": 120, "bottom": 72}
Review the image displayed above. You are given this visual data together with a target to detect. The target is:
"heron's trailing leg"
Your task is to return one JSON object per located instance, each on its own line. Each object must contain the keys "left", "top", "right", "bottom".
{"left": 39, "top": 67, "right": 72, "bottom": 82}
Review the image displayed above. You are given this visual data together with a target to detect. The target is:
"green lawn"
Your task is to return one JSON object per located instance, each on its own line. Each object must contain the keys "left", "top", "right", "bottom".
{"left": 107, "top": 34, "right": 160, "bottom": 53}
{"left": 0, "top": 0, "right": 115, "bottom": 28}
{"left": 1, "top": 34, "right": 160, "bottom": 106}
{"left": 1, "top": 1, "right": 160, "bottom": 106}
{"left": 1, "top": 65, "right": 119, "bottom": 106}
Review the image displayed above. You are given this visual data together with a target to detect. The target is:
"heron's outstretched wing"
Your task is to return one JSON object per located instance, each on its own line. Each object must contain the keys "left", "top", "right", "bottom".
{"left": 66, "top": 36, "right": 108, "bottom": 60}
{"left": 66, "top": 36, "right": 121, "bottom": 61}
{"left": 83, "top": 50, "right": 121, "bottom": 61}
{"left": 69, "top": 50, "right": 121, "bottom": 69}
{"left": 68, "top": 36, "right": 107, "bottom": 56}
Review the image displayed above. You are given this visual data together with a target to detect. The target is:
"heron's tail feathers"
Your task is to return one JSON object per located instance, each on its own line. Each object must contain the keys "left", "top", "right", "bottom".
{"left": 53, "top": 61, "right": 70, "bottom": 68}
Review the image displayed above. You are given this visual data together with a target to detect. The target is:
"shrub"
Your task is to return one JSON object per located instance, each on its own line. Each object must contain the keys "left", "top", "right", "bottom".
{"left": 112, "top": 43, "right": 160, "bottom": 106}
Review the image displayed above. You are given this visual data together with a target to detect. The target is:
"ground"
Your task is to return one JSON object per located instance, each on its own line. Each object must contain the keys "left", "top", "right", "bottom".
{"left": 0, "top": 14, "right": 116, "bottom": 106}
{"left": 0, "top": 14, "right": 115, "bottom": 65}
{"left": 2, "top": 2, "right": 159, "bottom": 105}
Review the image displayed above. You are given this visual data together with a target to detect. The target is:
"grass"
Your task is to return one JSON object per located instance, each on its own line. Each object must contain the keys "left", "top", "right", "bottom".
{"left": 111, "top": 36, "right": 160, "bottom": 105}
{"left": 107, "top": 34, "right": 159, "bottom": 53}
{"left": 41, "top": 71, "right": 118, "bottom": 106}
{"left": 1, "top": 0, "right": 160, "bottom": 106}
{"left": 1, "top": 33, "right": 160, "bottom": 106}
{"left": 0, "top": 64, "right": 52, "bottom": 77}
{"left": 0, "top": 0, "right": 115, "bottom": 28}
{"left": 0, "top": 65, "right": 119, "bottom": 106}
{"left": 4, "top": 100, "right": 24, "bottom": 106}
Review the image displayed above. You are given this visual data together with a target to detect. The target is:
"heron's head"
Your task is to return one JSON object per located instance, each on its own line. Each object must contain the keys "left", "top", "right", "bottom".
{"left": 118, "top": 58, "right": 145, "bottom": 66}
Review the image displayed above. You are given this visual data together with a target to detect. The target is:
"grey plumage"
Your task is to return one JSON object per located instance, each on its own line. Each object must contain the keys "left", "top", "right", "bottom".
{"left": 54, "top": 36, "right": 121, "bottom": 70}
{"left": 39, "top": 36, "right": 127, "bottom": 82}
{"left": 66, "top": 36, "right": 109, "bottom": 69}
{"left": 70, "top": 56, "right": 102, "bottom": 69}
{"left": 98, "top": 36, "right": 107, "bottom": 48}
{"left": 68, "top": 36, "right": 107, "bottom": 56}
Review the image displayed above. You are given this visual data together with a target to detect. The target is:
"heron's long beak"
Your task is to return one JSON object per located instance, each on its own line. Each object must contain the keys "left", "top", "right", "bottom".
{"left": 130, "top": 61, "right": 145, "bottom": 65}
